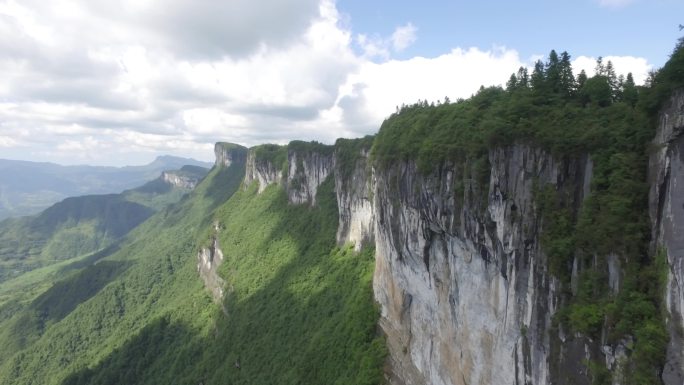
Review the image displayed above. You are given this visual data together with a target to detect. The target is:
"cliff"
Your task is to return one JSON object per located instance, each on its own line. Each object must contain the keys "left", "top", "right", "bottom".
{"left": 202, "top": 76, "right": 684, "bottom": 384}
{"left": 650, "top": 90, "right": 684, "bottom": 385}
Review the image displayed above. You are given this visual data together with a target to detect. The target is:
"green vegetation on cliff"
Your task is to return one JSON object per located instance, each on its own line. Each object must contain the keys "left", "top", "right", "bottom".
{"left": 372, "top": 42, "right": 684, "bottom": 384}
{"left": 0, "top": 152, "right": 384, "bottom": 385}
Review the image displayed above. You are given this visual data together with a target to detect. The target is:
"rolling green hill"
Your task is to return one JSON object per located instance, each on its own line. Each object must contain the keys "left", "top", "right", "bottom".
{"left": 0, "top": 150, "right": 385, "bottom": 385}
{"left": 0, "top": 156, "right": 212, "bottom": 220}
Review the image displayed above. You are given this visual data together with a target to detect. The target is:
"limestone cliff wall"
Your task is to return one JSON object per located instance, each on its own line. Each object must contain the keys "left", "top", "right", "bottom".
{"left": 197, "top": 222, "right": 225, "bottom": 303}
{"left": 161, "top": 171, "right": 200, "bottom": 190}
{"left": 287, "top": 146, "right": 334, "bottom": 205}
{"left": 650, "top": 90, "right": 684, "bottom": 385}
{"left": 215, "top": 142, "right": 248, "bottom": 168}
{"left": 334, "top": 147, "right": 375, "bottom": 251}
{"left": 244, "top": 150, "right": 283, "bottom": 193}
{"left": 369, "top": 147, "right": 595, "bottom": 385}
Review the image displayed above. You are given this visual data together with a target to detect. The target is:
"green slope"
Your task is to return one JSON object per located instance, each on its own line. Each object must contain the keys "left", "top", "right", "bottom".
{"left": 0, "top": 155, "right": 385, "bottom": 385}
{"left": 0, "top": 165, "right": 208, "bottom": 287}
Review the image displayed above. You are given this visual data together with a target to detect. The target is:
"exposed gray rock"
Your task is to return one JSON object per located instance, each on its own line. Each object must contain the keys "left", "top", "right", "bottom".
{"left": 649, "top": 90, "right": 684, "bottom": 385}
{"left": 161, "top": 170, "right": 200, "bottom": 190}
{"left": 334, "top": 147, "right": 375, "bottom": 251}
{"left": 372, "top": 146, "right": 593, "bottom": 385}
{"left": 244, "top": 150, "right": 283, "bottom": 193}
{"left": 215, "top": 142, "right": 248, "bottom": 168}
{"left": 197, "top": 221, "right": 225, "bottom": 303}
{"left": 287, "top": 147, "right": 333, "bottom": 205}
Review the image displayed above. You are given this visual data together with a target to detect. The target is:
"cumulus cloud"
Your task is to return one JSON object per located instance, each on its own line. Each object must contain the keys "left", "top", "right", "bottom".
{"left": 0, "top": 0, "right": 656, "bottom": 166}
{"left": 356, "top": 22, "right": 418, "bottom": 59}
{"left": 572, "top": 55, "right": 652, "bottom": 84}
{"left": 391, "top": 23, "right": 417, "bottom": 52}
{"left": 333, "top": 47, "right": 524, "bottom": 136}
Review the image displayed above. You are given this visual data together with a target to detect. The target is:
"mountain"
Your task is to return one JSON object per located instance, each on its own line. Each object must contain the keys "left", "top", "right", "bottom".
{"left": 0, "top": 164, "right": 208, "bottom": 292}
{"left": 0, "top": 155, "right": 212, "bottom": 220}
{"left": 0, "top": 42, "right": 683, "bottom": 385}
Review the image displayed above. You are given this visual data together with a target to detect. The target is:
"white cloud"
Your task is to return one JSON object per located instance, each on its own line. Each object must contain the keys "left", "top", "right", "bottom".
{"left": 572, "top": 55, "right": 652, "bottom": 84}
{"left": 333, "top": 47, "right": 524, "bottom": 135}
{"left": 356, "top": 22, "right": 418, "bottom": 59}
{"left": 391, "top": 23, "right": 417, "bottom": 52}
{"left": 0, "top": 0, "right": 656, "bottom": 166}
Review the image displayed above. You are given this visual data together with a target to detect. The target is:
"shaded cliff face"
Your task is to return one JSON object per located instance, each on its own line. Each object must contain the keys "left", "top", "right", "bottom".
{"left": 650, "top": 90, "right": 684, "bottom": 385}
{"left": 369, "top": 147, "right": 592, "bottom": 385}
{"left": 215, "top": 142, "right": 248, "bottom": 168}
{"left": 197, "top": 221, "right": 226, "bottom": 303}
{"left": 244, "top": 142, "right": 335, "bottom": 206}
{"left": 244, "top": 149, "right": 284, "bottom": 193}
{"left": 334, "top": 147, "right": 375, "bottom": 251}
{"left": 287, "top": 147, "right": 333, "bottom": 205}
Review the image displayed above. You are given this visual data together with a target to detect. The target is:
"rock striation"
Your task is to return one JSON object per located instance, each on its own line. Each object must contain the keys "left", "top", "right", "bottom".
{"left": 650, "top": 90, "right": 684, "bottom": 385}
{"left": 209, "top": 89, "right": 684, "bottom": 384}
{"left": 197, "top": 221, "right": 225, "bottom": 303}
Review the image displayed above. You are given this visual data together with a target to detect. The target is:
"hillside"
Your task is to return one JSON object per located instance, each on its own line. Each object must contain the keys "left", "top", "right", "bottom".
{"left": 0, "top": 155, "right": 212, "bottom": 220}
{"left": 0, "top": 164, "right": 208, "bottom": 305}
{"left": 0, "top": 41, "right": 683, "bottom": 385}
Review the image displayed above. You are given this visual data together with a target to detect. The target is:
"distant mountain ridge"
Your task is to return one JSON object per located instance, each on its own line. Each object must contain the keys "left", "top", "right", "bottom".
{"left": 0, "top": 155, "right": 213, "bottom": 220}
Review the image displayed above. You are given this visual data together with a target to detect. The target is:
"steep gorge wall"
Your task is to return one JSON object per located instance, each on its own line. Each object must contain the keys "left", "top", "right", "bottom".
{"left": 650, "top": 90, "right": 684, "bottom": 385}
{"left": 212, "top": 91, "right": 684, "bottom": 384}
{"left": 370, "top": 147, "right": 595, "bottom": 385}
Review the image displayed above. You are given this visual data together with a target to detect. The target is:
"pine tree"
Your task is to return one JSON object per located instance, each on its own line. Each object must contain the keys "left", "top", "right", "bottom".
{"left": 546, "top": 50, "right": 562, "bottom": 94}
{"left": 605, "top": 60, "right": 619, "bottom": 100}
{"left": 531, "top": 60, "right": 546, "bottom": 90}
{"left": 507, "top": 73, "right": 518, "bottom": 91}
{"left": 595, "top": 56, "right": 606, "bottom": 76}
{"left": 577, "top": 70, "right": 588, "bottom": 89}
{"left": 517, "top": 66, "right": 529, "bottom": 88}
{"left": 559, "top": 51, "right": 576, "bottom": 97}
{"left": 622, "top": 72, "right": 638, "bottom": 106}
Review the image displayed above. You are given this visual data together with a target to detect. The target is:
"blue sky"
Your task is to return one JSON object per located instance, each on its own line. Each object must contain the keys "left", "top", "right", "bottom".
{"left": 339, "top": 0, "right": 682, "bottom": 66}
{"left": 0, "top": 0, "right": 681, "bottom": 166}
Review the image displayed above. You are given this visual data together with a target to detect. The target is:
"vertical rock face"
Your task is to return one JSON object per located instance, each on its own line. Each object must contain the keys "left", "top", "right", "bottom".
{"left": 161, "top": 171, "right": 200, "bottom": 190}
{"left": 649, "top": 90, "right": 684, "bottom": 385}
{"left": 372, "top": 146, "right": 592, "bottom": 385}
{"left": 197, "top": 222, "right": 226, "bottom": 303}
{"left": 244, "top": 150, "right": 283, "bottom": 193}
{"left": 334, "top": 147, "right": 375, "bottom": 251}
{"left": 215, "top": 142, "right": 248, "bottom": 168}
{"left": 287, "top": 146, "right": 334, "bottom": 205}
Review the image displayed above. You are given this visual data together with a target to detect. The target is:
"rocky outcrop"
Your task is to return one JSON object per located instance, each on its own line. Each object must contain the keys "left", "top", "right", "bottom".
{"left": 334, "top": 145, "right": 375, "bottom": 251}
{"left": 244, "top": 148, "right": 284, "bottom": 193}
{"left": 287, "top": 144, "right": 334, "bottom": 205}
{"left": 649, "top": 90, "right": 684, "bottom": 385}
{"left": 372, "top": 147, "right": 593, "bottom": 385}
{"left": 197, "top": 221, "right": 225, "bottom": 303}
{"left": 215, "top": 142, "right": 248, "bottom": 168}
{"left": 161, "top": 170, "right": 201, "bottom": 190}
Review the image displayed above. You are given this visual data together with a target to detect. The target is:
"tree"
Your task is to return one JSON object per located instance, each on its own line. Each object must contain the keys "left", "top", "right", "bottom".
{"left": 580, "top": 76, "right": 612, "bottom": 107}
{"left": 506, "top": 73, "right": 518, "bottom": 91}
{"left": 605, "top": 60, "right": 619, "bottom": 100}
{"left": 559, "top": 51, "right": 576, "bottom": 97}
{"left": 622, "top": 72, "right": 638, "bottom": 107}
{"left": 577, "top": 70, "right": 588, "bottom": 90}
{"left": 531, "top": 60, "right": 546, "bottom": 90}
{"left": 595, "top": 56, "right": 606, "bottom": 76}
{"left": 546, "top": 50, "right": 562, "bottom": 94}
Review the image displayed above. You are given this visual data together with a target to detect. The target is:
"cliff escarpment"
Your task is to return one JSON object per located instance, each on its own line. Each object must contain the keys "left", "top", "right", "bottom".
{"left": 650, "top": 90, "right": 684, "bottom": 385}
{"left": 232, "top": 89, "right": 679, "bottom": 384}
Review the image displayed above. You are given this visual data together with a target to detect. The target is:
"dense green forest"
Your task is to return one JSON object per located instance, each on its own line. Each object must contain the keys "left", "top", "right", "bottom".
{"left": 0, "top": 155, "right": 385, "bottom": 384}
{"left": 371, "top": 39, "right": 684, "bottom": 384}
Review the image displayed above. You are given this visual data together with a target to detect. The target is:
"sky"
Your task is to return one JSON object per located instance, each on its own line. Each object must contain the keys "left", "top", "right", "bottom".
{"left": 0, "top": 0, "right": 682, "bottom": 166}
